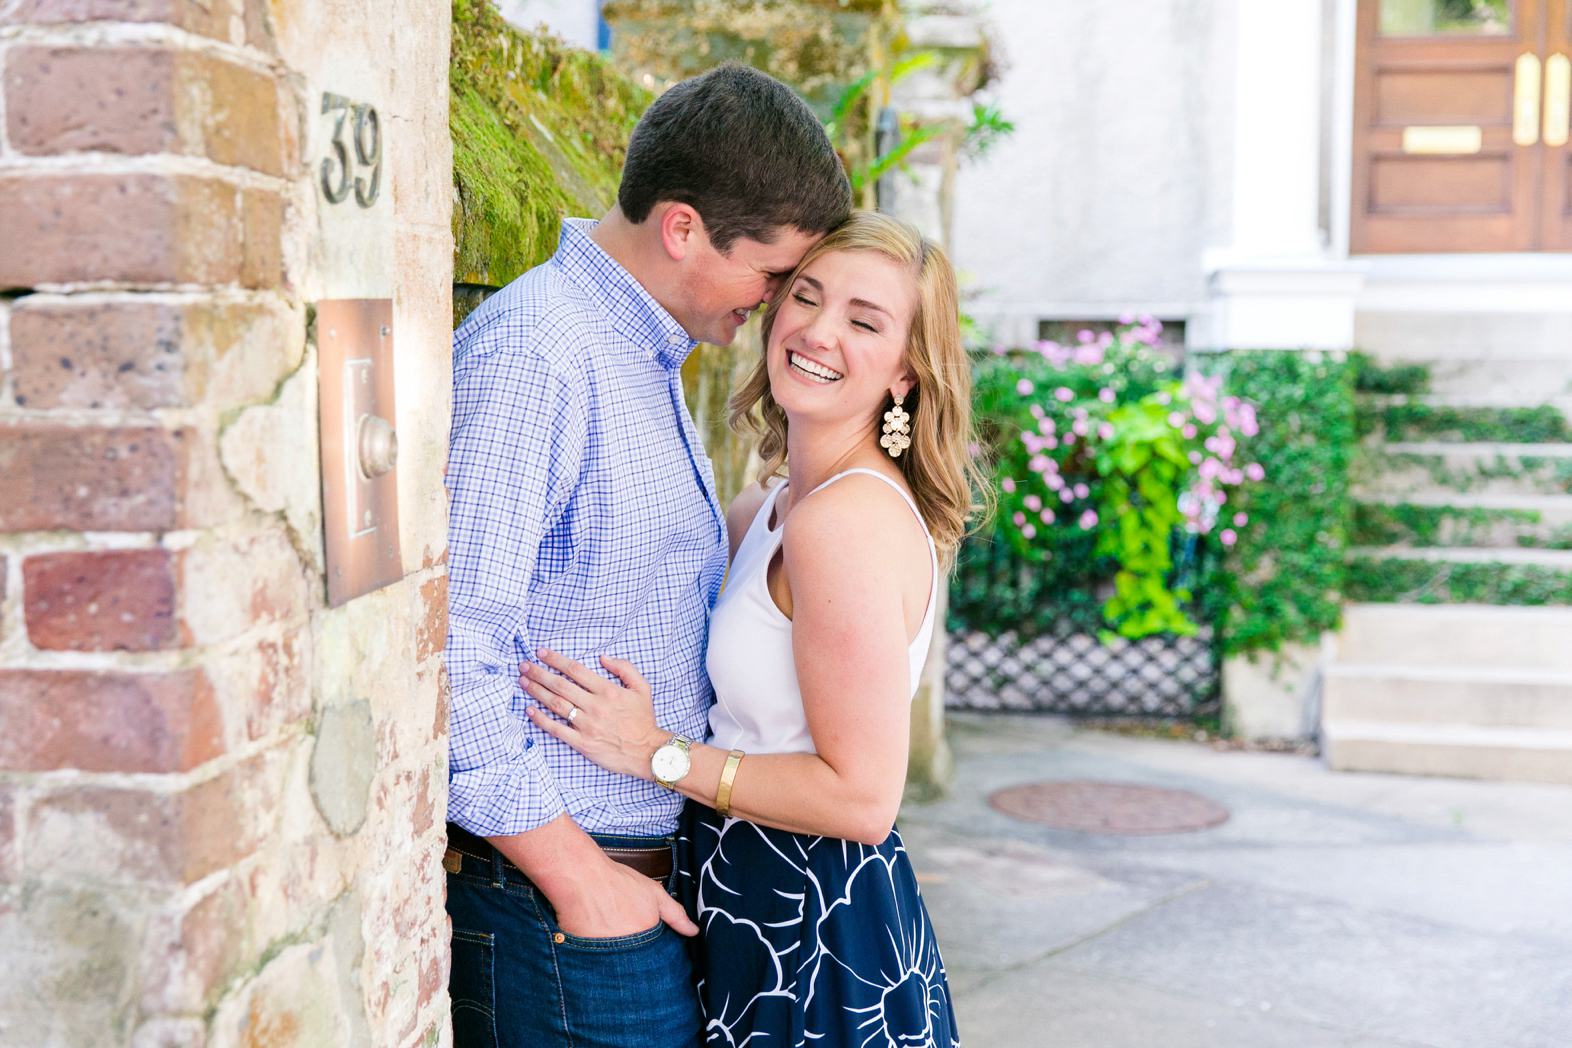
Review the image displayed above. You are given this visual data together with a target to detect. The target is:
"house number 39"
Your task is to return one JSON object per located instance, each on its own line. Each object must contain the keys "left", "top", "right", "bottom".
{"left": 321, "top": 93, "right": 381, "bottom": 208}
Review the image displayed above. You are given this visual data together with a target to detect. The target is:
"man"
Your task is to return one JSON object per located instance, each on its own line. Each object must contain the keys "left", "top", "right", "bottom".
{"left": 443, "top": 64, "right": 852, "bottom": 1048}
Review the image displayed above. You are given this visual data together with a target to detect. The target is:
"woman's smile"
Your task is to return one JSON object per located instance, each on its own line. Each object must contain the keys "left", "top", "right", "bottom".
{"left": 787, "top": 350, "right": 844, "bottom": 383}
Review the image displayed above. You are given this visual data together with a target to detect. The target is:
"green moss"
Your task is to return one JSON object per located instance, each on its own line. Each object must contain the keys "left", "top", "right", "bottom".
{"left": 1359, "top": 450, "right": 1572, "bottom": 494}
{"left": 1350, "top": 503, "right": 1544, "bottom": 547}
{"left": 451, "top": 0, "right": 651, "bottom": 294}
{"left": 1345, "top": 556, "right": 1572, "bottom": 605}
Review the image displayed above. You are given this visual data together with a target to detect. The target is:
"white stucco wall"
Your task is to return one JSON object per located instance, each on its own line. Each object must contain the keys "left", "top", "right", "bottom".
{"left": 952, "top": 0, "right": 1237, "bottom": 345}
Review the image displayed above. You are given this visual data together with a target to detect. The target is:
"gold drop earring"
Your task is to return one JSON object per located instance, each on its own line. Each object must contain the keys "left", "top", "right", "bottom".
{"left": 880, "top": 393, "right": 911, "bottom": 458}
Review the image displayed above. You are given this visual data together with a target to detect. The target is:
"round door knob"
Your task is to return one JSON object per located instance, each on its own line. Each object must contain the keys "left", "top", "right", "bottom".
{"left": 357, "top": 413, "right": 397, "bottom": 479}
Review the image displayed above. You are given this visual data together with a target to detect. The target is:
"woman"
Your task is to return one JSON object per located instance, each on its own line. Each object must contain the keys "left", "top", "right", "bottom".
{"left": 520, "top": 211, "right": 984, "bottom": 1047}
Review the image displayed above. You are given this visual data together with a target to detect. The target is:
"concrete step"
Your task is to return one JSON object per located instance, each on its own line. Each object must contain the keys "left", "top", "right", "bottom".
{"left": 1322, "top": 720, "right": 1572, "bottom": 785}
{"left": 1351, "top": 494, "right": 1572, "bottom": 549}
{"left": 1324, "top": 664, "right": 1572, "bottom": 728}
{"left": 1423, "top": 358, "right": 1572, "bottom": 400}
{"left": 1347, "top": 546, "right": 1572, "bottom": 567}
{"left": 1355, "top": 443, "right": 1572, "bottom": 498}
{"left": 1335, "top": 602, "right": 1572, "bottom": 668}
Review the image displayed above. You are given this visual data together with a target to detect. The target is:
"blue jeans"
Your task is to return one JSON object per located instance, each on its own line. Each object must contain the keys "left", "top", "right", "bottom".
{"left": 445, "top": 833, "right": 704, "bottom": 1048}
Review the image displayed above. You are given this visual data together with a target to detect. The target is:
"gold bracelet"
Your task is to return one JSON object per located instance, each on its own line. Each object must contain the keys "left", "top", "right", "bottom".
{"left": 715, "top": 750, "right": 745, "bottom": 818}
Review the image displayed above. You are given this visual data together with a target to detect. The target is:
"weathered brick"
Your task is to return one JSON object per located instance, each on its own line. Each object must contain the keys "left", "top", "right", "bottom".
{"left": 9, "top": 296, "right": 302, "bottom": 410}
{"left": 0, "top": 423, "right": 185, "bottom": 532}
{"left": 414, "top": 574, "right": 447, "bottom": 662}
{"left": 0, "top": 669, "right": 222, "bottom": 772}
{"left": 10, "top": 300, "right": 184, "bottom": 410}
{"left": 0, "top": 174, "right": 250, "bottom": 288}
{"left": 140, "top": 880, "right": 242, "bottom": 1014}
{"left": 0, "top": 787, "right": 16, "bottom": 881}
{"left": 178, "top": 527, "right": 310, "bottom": 646}
{"left": 25, "top": 549, "right": 178, "bottom": 651}
{"left": 28, "top": 755, "right": 267, "bottom": 884}
{"left": 0, "top": 884, "right": 138, "bottom": 1045}
{"left": 4, "top": 49, "right": 285, "bottom": 176}
{"left": 6, "top": 48, "right": 177, "bottom": 156}
{"left": 0, "top": 0, "right": 247, "bottom": 46}
{"left": 239, "top": 188, "right": 283, "bottom": 289}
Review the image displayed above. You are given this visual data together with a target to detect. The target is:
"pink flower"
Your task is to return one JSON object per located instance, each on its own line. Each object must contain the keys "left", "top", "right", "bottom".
{"left": 1198, "top": 457, "right": 1221, "bottom": 479}
{"left": 1016, "top": 378, "right": 1035, "bottom": 395}
{"left": 1028, "top": 454, "right": 1051, "bottom": 473}
{"left": 990, "top": 344, "right": 1007, "bottom": 356}
{"left": 1182, "top": 424, "right": 1198, "bottom": 439}
{"left": 1077, "top": 329, "right": 1095, "bottom": 344}
{"left": 1098, "top": 387, "right": 1116, "bottom": 403}
{"left": 1063, "top": 432, "right": 1076, "bottom": 444}
{"left": 1001, "top": 478, "right": 1016, "bottom": 493}
{"left": 1022, "top": 433, "right": 1041, "bottom": 453}
{"left": 1012, "top": 511, "right": 1026, "bottom": 527}
{"left": 1192, "top": 400, "right": 1217, "bottom": 425}
{"left": 1220, "top": 528, "right": 1237, "bottom": 547}
{"left": 968, "top": 442, "right": 981, "bottom": 458}
{"left": 1046, "top": 473, "right": 1065, "bottom": 490}
{"left": 1156, "top": 391, "right": 1172, "bottom": 405}
{"left": 1073, "top": 345, "right": 1105, "bottom": 366}
{"left": 1042, "top": 435, "right": 1059, "bottom": 449}
{"left": 1168, "top": 412, "right": 1185, "bottom": 428}
{"left": 1233, "top": 512, "right": 1248, "bottom": 527}
{"left": 1042, "top": 458, "right": 1059, "bottom": 473}
{"left": 1073, "top": 483, "right": 1090, "bottom": 499}
{"left": 1245, "top": 462, "right": 1265, "bottom": 481}
{"left": 1038, "top": 416, "right": 1056, "bottom": 434}
{"left": 1096, "top": 331, "right": 1114, "bottom": 349}
{"left": 1060, "top": 488, "right": 1074, "bottom": 503}
{"left": 1079, "top": 509, "right": 1099, "bottom": 529}
{"left": 1240, "top": 404, "right": 1259, "bottom": 437}
{"left": 1072, "top": 419, "right": 1089, "bottom": 436}
{"left": 1055, "top": 386, "right": 1074, "bottom": 402}
{"left": 1098, "top": 422, "right": 1115, "bottom": 440}
{"left": 1030, "top": 404, "right": 1045, "bottom": 420}
{"left": 1024, "top": 494, "right": 1043, "bottom": 512}
{"left": 1188, "top": 450, "right": 1202, "bottom": 464}
{"left": 1040, "top": 508, "right": 1056, "bottom": 524}
{"left": 1119, "top": 311, "right": 1135, "bottom": 325}
{"left": 1022, "top": 523, "right": 1037, "bottom": 539}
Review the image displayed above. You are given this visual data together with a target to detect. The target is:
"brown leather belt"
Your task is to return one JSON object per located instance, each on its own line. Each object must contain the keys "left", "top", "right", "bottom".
{"left": 444, "top": 822, "right": 673, "bottom": 880}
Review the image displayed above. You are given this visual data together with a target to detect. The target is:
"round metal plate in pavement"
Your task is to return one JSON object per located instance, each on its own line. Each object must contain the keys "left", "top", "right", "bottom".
{"left": 989, "top": 780, "right": 1230, "bottom": 835}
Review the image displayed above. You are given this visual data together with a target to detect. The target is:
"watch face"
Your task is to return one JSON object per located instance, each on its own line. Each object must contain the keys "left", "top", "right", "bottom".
{"left": 652, "top": 744, "right": 691, "bottom": 783}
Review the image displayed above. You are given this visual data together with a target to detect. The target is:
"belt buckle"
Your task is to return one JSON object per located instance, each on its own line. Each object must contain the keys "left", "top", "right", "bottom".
{"left": 442, "top": 848, "right": 463, "bottom": 874}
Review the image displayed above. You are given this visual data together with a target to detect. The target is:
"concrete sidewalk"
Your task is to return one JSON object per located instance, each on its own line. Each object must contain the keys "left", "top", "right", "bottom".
{"left": 899, "top": 713, "right": 1572, "bottom": 1048}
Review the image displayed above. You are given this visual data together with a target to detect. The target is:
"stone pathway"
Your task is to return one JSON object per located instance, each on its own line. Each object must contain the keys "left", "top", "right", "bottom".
{"left": 900, "top": 713, "right": 1572, "bottom": 1048}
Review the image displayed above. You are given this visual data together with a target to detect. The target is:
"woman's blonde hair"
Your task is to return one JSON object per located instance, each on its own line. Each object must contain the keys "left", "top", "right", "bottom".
{"left": 728, "top": 210, "right": 988, "bottom": 564}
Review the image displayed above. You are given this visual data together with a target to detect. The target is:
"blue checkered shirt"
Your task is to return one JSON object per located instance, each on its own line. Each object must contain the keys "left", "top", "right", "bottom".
{"left": 446, "top": 218, "right": 728, "bottom": 838}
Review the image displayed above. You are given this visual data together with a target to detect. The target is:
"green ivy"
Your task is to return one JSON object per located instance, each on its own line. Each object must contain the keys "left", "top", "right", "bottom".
{"left": 1350, "top": 503, "right": 1543, "bottom": 547}
{"left": 1352, "top": 352, "right": 1430, "bottom": 395}
{"left": 1360, "top": 402, "right": 1571, "bottom": 443}
{"left": 1197, "top": 351, "right": 1357, "bottom": 656}
{"left": 1346, "top": 557, "right": 1572, "bottom": 605}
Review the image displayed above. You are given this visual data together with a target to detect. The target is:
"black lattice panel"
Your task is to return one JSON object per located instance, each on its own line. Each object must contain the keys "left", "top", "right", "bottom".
{"left": 944, "top": 628, "right": 1220, "bottom": 718}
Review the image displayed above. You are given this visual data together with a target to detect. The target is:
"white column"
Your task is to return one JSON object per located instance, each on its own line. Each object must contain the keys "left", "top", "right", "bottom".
{"left": 1201, "top": 0, "right": 1365, "bottom": 350}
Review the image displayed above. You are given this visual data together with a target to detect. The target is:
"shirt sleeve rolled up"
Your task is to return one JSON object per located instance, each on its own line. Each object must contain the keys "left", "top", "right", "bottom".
{"left": 444, "top": 323, "right": 588, "bottom": 836}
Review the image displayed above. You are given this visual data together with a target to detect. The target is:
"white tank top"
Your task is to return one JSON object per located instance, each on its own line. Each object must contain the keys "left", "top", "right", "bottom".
{"left": 706, "top": 468, "right": 940, "bottom": 755}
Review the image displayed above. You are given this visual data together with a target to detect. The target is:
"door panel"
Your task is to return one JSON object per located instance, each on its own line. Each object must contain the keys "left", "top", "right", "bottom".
{"left": 1372, "top": 154, "right": 1512, "bottom": 209}
{"left": 1353, "top": 0, "right": 1546, "bottom": 252}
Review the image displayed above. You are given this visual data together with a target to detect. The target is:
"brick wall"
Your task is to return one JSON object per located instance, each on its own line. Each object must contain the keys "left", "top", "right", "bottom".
{"left": 0, "top": 0, "right": 453, "bottom": 1043}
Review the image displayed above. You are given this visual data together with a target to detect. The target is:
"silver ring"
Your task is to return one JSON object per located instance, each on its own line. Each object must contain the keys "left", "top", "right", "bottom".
{"left": 567, "top": 705, "right": 580, "bottom": 723}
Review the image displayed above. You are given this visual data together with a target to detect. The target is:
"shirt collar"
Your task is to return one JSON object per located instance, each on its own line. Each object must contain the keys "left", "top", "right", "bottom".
{"left": 553, "top": 218, "right": 700, "bottom": 371}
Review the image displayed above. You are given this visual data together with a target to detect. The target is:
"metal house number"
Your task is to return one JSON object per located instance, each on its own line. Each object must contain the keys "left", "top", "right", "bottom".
{"left": 321, "top": 93, "right": 381, "bottom": 208}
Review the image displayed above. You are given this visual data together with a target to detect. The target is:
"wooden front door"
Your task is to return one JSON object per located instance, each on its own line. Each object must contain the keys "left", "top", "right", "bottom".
{"left": 1352, "top": 0, "right": 1572, "bottom": 252}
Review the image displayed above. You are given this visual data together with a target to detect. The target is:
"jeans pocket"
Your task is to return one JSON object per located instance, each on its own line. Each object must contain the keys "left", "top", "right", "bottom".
{"left": 556, "top": 919, "right": 665, "bottom": 952}
{"left": 449, "top": 928, "right": 498, "bottom": 1048}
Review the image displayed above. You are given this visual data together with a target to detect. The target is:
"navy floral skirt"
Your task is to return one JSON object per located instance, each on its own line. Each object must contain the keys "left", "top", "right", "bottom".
{"left": 674, "top": 801, "right": 961, "bottom": 1048}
